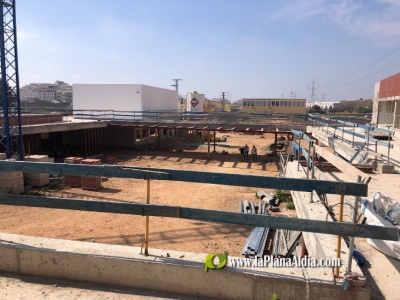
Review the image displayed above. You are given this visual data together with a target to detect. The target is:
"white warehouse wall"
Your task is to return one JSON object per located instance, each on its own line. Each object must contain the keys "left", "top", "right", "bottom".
{"left": 141, "top": 85, "right": 179, "bottom": 111}
{"left": 73, "top": 84, "right": 178, "bottom": 111}
{"left": 73, "top": 84, "right": 142, "bottom": 111}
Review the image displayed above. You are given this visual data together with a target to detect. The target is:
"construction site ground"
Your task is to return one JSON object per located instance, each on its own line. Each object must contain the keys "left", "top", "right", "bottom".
{"left": 2, "top": 127, "right": 399, "bottom": 299}
{"left": 0, "top": 133, "right": 295, "bottom": 257}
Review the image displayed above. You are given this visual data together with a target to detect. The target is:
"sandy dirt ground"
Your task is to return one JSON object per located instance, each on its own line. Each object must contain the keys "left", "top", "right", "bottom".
{"left": 0, "top": 132, "right": 295, "bottom": 256}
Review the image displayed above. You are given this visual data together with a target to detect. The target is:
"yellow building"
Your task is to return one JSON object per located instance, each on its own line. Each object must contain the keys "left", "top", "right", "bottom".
{"left": 204, "top": 99, "right": 232, "bottom": 112}
{"left": 241, "top": 98, "right": 306, "bottom": 114}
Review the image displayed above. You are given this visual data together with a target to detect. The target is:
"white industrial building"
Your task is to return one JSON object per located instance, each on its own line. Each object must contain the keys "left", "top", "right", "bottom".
{"left": 73, "top": 84, "right": 179, "bottom": 112}
{"left": 186, "top": 91, "right": 205, "bottom": 113}
{"left": 306, "top": 101, "right": 339, "bottom": 109}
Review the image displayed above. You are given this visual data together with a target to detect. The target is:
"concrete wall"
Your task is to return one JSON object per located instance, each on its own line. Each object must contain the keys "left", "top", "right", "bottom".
{"left": 373, "top": 74, "right": 400, "bottom": 128}
{"left": 0, "top": 233, "right": 369, "bottom": 300}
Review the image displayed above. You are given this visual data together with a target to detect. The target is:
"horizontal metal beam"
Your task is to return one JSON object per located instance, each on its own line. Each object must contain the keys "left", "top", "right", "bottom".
{"left": 309, "top": 115, "right": 395, "bottom": 136}
{"left": 292, "top": 129, "right": 314, "bottom": 145}
{"left": 314, "top": 120, "right": 394, "bottom": 149}
{"left": 0, "top": 194, "right": 397, "bottom": 240}
{"left": 0, "top": 161, "right": 170, "bottom": 180}
{"left": 291, "top": 129, "right": 303, "bottom": 139}
{"left": 0, "top": 161, "right": 368, "bottom": 196}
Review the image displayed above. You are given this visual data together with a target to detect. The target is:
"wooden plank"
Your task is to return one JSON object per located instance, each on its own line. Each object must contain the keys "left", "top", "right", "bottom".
{"left": 0, "top": 194, "right": 397, "bottom": 240}
{"left": 314, "top": 144, "right": 371, "bottom": 184}
{"left": 0, "top": 161, "right": 368, "bottom": 196}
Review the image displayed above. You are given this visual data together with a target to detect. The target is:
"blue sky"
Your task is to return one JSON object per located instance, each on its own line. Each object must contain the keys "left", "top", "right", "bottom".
{"left": 16, "top": 0, "right": 400, "bottom": 102}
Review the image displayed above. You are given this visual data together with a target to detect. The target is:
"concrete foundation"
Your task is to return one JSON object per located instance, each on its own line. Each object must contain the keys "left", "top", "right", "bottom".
{"left": 0, "top": 155, "right": 24, "bottom": 194}
{"left": 0, "top": 233, "right": 369, "bottom": 300}
{"left": 24, "top": 155, "right": 52, "bottom": 187}
{"left": 377, "top": 162, "right": 395, "bottom": 174}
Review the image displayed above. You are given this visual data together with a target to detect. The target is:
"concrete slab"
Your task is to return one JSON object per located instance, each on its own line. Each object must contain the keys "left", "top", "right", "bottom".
{"left": 20, "top": 120, "right": 107, "bottom": 135}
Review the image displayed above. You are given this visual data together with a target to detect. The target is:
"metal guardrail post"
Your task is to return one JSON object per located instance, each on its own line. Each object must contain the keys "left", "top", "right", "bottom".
{"left": 341, "top": 127, "right": 344, "bottom": 142}
{"left": 297, "top": 135, "right": 301, "bottom": 171}
{"left": 334, "top": 192, "right": 345, "bottom": 277}
{"left": 347, "top": 176, "right": 361, "bottom": 273}
{"left": 144, "top": 179, "right": 150, "bottom": 256}
{"left": 306, "top": 142, "right": 311, "bottom": 179}
{"left": 310, "top": 145, "right": 315, "bottom": 203}
{"left": 387, "top": 125, "right": 392, "bottom": 165}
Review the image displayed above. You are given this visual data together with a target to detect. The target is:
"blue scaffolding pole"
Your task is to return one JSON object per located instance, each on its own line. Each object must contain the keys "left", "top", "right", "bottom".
{"left": 0, "top": 0, "right": 23, "bottom": 160}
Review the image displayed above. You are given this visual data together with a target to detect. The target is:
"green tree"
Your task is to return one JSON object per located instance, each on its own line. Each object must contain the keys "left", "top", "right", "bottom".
{"left": 307, "top": 105, "right": 325, "bottom": 114}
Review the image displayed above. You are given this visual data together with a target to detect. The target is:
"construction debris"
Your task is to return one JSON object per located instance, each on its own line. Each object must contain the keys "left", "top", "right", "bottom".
{"left": 272, "top": 229, "right": 302, "bottom": 258}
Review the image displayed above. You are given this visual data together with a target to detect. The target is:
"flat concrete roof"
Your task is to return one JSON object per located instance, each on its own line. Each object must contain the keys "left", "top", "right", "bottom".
{"left": 20, "top": 120, "right": 108, "bottom": 135}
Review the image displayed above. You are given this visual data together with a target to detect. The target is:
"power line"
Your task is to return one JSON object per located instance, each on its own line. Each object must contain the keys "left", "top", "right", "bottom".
{"left": 327, "top": 61, "right": 400, "bottom": 88}
{"left": 328, "top": 85, "right": 374, "bottom": 96}
{"left": 324, "top": 46, "right": 400, "bottom": 86}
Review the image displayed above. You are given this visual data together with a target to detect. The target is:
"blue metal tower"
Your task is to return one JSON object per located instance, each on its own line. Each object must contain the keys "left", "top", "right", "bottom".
{"left": 0, "top": 0, "right": 23, "bottom": 160}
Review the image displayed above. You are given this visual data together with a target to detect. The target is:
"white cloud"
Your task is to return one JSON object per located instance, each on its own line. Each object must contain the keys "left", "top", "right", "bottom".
{"left": 265, "top": 0, "right": 400, "bottom": 44}
{"left": 328, "top": 0, "right": 400, "bottom": 44}
{"left": 265, "top": 0, "right": 328, "bottom": 24}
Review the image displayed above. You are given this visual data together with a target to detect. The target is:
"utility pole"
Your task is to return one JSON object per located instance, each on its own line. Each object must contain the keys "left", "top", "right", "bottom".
{"left": 308, "top": 79, "right": 319, "bottom": 104}
{"left": 290, "top": 91, "right": 298, "bottom": 99}
{"left": 221, "top": 92, "right": 226, "bottom": 112}
{"left": 171, "top": 79, "right": 182, "bottom": 93}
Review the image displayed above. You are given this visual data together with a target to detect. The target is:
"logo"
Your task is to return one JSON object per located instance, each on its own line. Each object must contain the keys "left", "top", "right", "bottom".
{"left": 190, "top": 98, "right": 199, "bottom": 107}
{"left": 204, "top": 251, "right": 227, "bottom": 271}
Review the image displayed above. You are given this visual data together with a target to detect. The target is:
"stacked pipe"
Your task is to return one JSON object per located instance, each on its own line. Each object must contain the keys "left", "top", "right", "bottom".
{"left": 239, "top": 200, "right": 268, "bottom": 215}
{"left": 241, "top": 226, "right": 269, "bottom": 258}
{"left": 239, "top": 198, "right": 270, "bottom": 258}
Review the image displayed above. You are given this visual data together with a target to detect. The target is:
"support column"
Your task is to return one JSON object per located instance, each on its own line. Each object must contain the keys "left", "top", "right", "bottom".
{"left": 84, "top": 129, "right": 87, "bottom": 157}
{"left": 213, "top": 131, "right": 216, "bottom": 152}
{"left": 146, "top": 128, "right": 150, "bottom": 152}
{"left": 393, "top": 100, "right": 397, "bottom": 128}
{"left": 157, "top": 128, "right": 160, "bottom": 149}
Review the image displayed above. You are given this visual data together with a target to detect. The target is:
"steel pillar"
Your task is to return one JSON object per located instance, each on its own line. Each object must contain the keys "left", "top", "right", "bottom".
{"left": 0, "top": 0, "right": 23, "bottom": 159}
